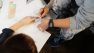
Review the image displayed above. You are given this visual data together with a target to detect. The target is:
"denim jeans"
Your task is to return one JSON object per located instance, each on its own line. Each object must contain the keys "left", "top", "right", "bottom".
{"left": 46, "top": 9, "right": 65, "bottom": 47}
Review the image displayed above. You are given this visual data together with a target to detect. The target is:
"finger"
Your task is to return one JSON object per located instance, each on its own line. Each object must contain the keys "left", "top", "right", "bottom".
{"left": 38, "top": 27, "right": 44, "bottom": 32}
{"left": 30, "top": 17, "right": 37, "bottom": 23}
{"left": 24, "top": 16, "right": 35, "bottom": 23}
{"left": 39, "top": 8, "right": 44, "bottom": 17}
{"left": 38, "top": 24, "right": 47, "bottom": 32}
{"left": 41, "top": 12, "right": 47, "bottom": 17}
{"left": 41, "top": 8, "right": 48, "bottom": 17}
{"left": 38, "top": 24, "right": 43, "bottom": 31}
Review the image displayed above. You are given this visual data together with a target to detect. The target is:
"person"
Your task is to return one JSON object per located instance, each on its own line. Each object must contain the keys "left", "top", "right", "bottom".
{"left": 0, "top": 16, "right": 38, "bottom": 53}
{"left": 37, "top": 0, "right": 94, "bottom": 47}
{"left": 0, "top": 16, "right": 35, "bottom": 44}
{"left": 0, "top": 0, "right": 38, "bottom": 53}
{"left": 0, "top": 33, "right": 37, "bottom": 53}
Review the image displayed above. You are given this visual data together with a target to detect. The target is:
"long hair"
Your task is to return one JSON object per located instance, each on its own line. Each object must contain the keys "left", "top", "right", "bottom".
{"left": 0, "top": 33, "right": 38, "bottom": 53}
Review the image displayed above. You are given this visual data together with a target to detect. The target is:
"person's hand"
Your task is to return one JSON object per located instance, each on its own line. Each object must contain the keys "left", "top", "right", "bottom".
{"left": 38, "top": 18, "right": 50, "bottom": 31}
{"left": 20, "top": 16, "right": 36, "bottom": 25}
{"left": 39, "top": 6, "right": 49, "bottom": 18}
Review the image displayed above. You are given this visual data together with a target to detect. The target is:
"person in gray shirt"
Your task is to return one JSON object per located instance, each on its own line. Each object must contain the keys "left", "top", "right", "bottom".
{"left": 37, "top": 0, "right": 94, "bottom": 47}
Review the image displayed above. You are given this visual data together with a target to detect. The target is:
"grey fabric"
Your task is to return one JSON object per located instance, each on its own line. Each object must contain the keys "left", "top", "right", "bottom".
{"left": 0, "top": 0, "right": 2, "bottom": 9}
{"left": 75, "top": 0, "right": 85, "bottom": 6}
{"left": 69, "top": 0, "right": 94, "bottom": 40}
{"left": 52, "top": 0, "right": 71, "bottom": 17}
{"left": 47, "top": 9, "right": 58, "bottom": 19}
{"left": 52, "top": 0, "right": 71, "bottom": 11}
{"left": 47, "top": 0, "right": 94, "bottom": 40}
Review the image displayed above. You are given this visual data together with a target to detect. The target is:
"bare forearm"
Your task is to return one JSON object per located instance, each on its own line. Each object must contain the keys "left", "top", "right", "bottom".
{"left": 9, "top": 16, "right": 35, "bottom": 31}
{"left": 53, "top": 18, "right": 70, "bottom": 28}
{"left": 10, "top": 22, "right": 24, "bottom": 31}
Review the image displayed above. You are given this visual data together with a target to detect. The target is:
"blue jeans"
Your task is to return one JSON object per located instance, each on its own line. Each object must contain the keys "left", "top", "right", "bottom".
{"left": 46, "top": 9, "right": 65, "bottom": 47}
{"left": 47, "top": 33, "right": 65, "bottom": 47}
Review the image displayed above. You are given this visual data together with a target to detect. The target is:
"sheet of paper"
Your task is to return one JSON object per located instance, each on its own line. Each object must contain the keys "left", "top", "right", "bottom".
{"left": 0, "top": 0, "right": 50, "bottom": 52}
{"left": 14, "top": 21, "right": 51, "bottom": 52}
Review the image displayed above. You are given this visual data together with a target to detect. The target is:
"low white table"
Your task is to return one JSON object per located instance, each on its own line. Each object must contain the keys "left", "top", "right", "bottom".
{"left": 0, "top": 0, "right": 51, "bottom": 52}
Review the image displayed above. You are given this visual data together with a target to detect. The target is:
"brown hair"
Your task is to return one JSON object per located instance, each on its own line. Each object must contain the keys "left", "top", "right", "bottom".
{"left": 0, "top": 33, "right": 38, "bottom": 53}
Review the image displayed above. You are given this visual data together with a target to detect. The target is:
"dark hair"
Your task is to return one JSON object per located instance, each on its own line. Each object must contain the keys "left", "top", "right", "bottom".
{"left": 0, "top": 33, "right": 38, "bottom": 53}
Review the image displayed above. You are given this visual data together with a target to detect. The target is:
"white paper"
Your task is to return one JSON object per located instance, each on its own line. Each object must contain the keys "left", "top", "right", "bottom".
{"left": 0, "top": 0, "right": 50, "bottom": 52}
{"left": 14, "top": 21, "right": 51, "bottom": 52}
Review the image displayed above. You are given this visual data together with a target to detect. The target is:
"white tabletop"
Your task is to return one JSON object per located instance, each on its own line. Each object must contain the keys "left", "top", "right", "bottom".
{"left": 0, "top": 0, "right": 50, "bottom": 52}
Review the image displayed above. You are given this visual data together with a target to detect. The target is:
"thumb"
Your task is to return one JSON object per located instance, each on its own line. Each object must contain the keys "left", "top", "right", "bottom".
{"left": 39, "top": 8, "right": 44, "bottom": 17}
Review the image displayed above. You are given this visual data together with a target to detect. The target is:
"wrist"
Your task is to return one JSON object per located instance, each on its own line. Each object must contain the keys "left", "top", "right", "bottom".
{"left": 45, "top": 5, "right": 50, "bottom": 9}
{"left": 48, "top": 19, "right": 54, "bottom": 27}
{"left": 44, "top": 5, "right": 49, "bottom": 11}
{"left": 10, "top": 22, "right": 24, "bottom": 31}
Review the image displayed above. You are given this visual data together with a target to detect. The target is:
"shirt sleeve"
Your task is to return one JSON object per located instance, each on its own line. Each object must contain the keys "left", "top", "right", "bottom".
{"left": 0, "top": 28, "right": 14, "bottom": 44}
{"left": 61, "top": 0, "right": 94, "bottom": 40}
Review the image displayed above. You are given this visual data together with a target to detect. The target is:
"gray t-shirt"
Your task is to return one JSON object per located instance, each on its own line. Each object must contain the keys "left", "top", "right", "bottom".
{"left": 69, "top": 0, "right": 94, "bottom": 40}
{"left": 50, "top": 0, "right": 94, "bottom": 40}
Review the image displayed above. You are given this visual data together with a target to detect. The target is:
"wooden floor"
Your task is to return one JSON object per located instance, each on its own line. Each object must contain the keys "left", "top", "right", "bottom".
{"left": 40, "top": 28, "right": 94, "bottom": 53}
